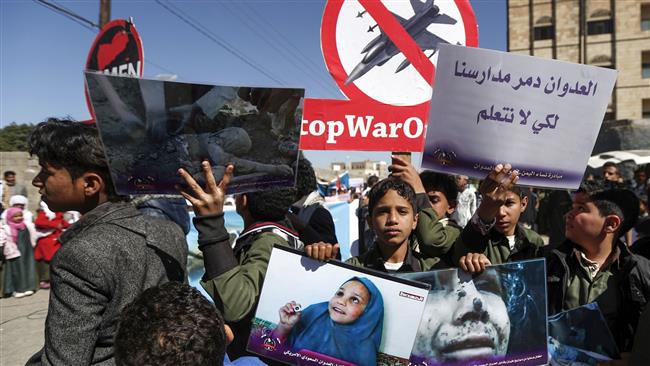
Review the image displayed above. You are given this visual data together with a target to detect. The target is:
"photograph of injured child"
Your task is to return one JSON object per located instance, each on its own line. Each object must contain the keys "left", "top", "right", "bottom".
{"left": 400, "top": 259, "right": 547, "bottom": 366}
{"left": 85, "top": 72, "right": 303, "bottom": 195}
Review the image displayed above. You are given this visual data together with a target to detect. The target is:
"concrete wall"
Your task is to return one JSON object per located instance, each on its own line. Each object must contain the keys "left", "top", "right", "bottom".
{"left": 592, "top": 119, "right": 650, "bottom": 154}
{"left": 0, "top": 151, "right": 41, "bottom": 213}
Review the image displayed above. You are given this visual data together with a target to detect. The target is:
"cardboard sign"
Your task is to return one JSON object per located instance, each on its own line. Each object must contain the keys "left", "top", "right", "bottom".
{"left": 85, "top": 19, "right": 144, "bottom": 121}
{"left": 422, "top": 44, "right": 618, "bottom": 189}
{"left": 400, "top": 259, "right": 548, "bottom": 366}
{"left": 85, "top": 72, "right": 303, "bottom": 195}
{"left": 300, "top": 0, "right": 478, "bottom": 151}
{"left": 248, "top": 246, "right": 430, "bottom": 366}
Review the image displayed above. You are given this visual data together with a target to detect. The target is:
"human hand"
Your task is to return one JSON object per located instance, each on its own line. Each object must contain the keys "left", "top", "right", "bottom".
{"left": 305, "top": 242, "right": 340, "bottom": 261}
{"left": 389, "top": 155, "right": 425, "bottom": 194}
{"left": 278, "top": 301, "right": 302, "bottom": 331}
{"left": 459, "top": 253, "right": 491, "bottom": 273}
{"left": 176, "top": 161, "right": 234, "bottom": 216}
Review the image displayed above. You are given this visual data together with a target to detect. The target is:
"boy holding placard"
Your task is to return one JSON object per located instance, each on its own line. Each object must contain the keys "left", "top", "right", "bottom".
{"left": 178, "top": 161, "right": 301, "bottom": 360}
{"left": 455, "top": 164, "right": 545, "bottom": 272}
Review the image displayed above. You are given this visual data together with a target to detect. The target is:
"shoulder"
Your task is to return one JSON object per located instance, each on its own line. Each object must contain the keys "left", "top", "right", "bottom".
{"left": 519, "top": 226, "right": 545, "bottom": 246}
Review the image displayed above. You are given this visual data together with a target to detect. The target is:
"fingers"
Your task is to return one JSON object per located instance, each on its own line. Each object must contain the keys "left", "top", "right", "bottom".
{"left": 202, "top": 161, "right": 217, "bottom": 193}
{"left": 218, "top": 164, "right": 234, "bottom": 192}
{"left": 176, "top": 167, "right": 205, "bottom": 200}
{"left": 459, "top": 253, "right": 491, "bottom": 273}
{"left": 305, "top": 242, "right": 337, "bottom": 261}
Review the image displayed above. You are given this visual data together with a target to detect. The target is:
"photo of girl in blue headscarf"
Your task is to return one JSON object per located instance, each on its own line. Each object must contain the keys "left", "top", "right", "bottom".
{"left": 273, "top": 276, "right": 385, "bottom": 366}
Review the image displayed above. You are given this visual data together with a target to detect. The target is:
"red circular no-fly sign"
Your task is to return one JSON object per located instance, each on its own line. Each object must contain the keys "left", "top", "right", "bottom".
{"left": 84, "top": 19, "right": 144, "bottom": 122}
{"left": 321, "top": 0, "right": 478, "bottom": 107}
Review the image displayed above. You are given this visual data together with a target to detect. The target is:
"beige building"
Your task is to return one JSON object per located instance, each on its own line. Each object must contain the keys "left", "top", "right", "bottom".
{"left": 508, "top": 0, "right": 650, "bottom": 121}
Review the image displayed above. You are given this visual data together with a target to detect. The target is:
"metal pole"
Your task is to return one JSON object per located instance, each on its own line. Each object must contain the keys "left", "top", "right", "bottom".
{"left": 99, "top": 0, "right": 111, "bottom": 28}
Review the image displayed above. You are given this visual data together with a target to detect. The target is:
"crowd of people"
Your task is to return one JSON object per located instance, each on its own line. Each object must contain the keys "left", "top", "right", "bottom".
{"left": 2, "top": 118, "right": 650, "bottom": 366}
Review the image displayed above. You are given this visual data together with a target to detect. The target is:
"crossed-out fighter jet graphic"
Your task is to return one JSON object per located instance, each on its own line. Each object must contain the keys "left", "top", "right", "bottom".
{"left": 345, "top": 0, "right": 457, "bottom": 85}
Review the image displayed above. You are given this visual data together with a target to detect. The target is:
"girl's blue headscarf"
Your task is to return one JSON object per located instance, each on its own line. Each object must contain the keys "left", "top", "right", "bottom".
{"left": 288, "top": 277, "right": 384, "bottom": 366}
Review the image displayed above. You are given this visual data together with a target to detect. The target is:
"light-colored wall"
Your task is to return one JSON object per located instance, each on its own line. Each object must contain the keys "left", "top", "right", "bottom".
{"left": 0, "top": 151, "right": 40, "bottom": 214}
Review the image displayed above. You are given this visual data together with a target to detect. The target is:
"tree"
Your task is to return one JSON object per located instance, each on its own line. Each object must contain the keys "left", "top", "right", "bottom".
{"left": 0, "top": 122, "right": 35, "bottom": 151}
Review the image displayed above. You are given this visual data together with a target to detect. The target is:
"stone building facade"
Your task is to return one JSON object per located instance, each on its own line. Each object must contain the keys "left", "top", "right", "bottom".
{"left": 508, "top": 0, "right": 650, "bottom": 122}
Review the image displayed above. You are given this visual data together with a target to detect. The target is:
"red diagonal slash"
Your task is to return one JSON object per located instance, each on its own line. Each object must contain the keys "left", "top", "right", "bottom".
{"left": 358, "top": 0, "right": 435, "bottom": 85}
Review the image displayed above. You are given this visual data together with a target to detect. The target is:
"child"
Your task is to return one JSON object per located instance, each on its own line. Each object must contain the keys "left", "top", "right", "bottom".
{"left": 545, "top": 181, "right": 650, "bottom": 352}
{"left": 455, "top": 164, "right": 545, "bottom": 272}
{"left": 389, "top": 156, "right": 461, "bottom": 265}
{"left": 307, "top": 176, "right": 439, "bottom": 272}
{"left": 26, "top": 119, "right": 188, "bottom": 365}
{"left": 178, "top": 161, "right": 302, "bottom": 360}
{"left": 33, "top": 201, "right": 70, "bottom": 289}
{"left": 1, "top": 207, "right": 37, "bottom": 298}
{"left": 274, "top": 277, "right": 384, "bottom": 366}
{"left": 115, "top": 281, "right": 265, "bottom": 366}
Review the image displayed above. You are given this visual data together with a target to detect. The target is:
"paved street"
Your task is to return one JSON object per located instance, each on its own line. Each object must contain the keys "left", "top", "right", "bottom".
{"left": 0, "top": 290, "right": 48, "bottom": 366}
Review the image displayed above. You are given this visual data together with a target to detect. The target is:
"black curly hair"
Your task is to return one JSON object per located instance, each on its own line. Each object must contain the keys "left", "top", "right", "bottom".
{"left": 246, "top": 187, "right": 296, "bottom": 222}
{"left": 28, "top": 118, "right": 120, "bottom": 200}
{"left": 367, "top": 177, "right": 416, "bottom": 214}
{"left": 419, "top": 171, "right": 458, "bottom": 205}
{"left": 114, "top": 281, "right": 227, "bottom": 366}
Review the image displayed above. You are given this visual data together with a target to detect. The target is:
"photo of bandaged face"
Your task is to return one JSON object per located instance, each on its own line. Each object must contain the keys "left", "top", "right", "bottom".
{"left": 412, "top": 269, "right": 510, "bottom": 362}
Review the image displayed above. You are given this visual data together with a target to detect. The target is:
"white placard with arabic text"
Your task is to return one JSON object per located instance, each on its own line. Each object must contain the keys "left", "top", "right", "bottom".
{"left": 422, "top": 44, "right": 617, "bottom": 189}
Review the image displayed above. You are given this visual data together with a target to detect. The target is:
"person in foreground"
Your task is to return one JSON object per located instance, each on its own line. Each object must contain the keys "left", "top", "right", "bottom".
{"left": 178, "top": 160, "right": 301, "bottom": 360}
{"left": 544, "top": 180, "right": 650, "bottom": 354}
{"left": 115, "top": 281, "right": 266, "bottom": 366}
{"left": 273, "top": 277, "right": 384, "bottom": 366}
{"left": 26, "top": 119, "right": 188, "bottom": 366}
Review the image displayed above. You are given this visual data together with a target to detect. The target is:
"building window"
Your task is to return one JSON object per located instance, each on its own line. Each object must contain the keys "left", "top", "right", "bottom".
{"left": 643, "top": 51, "right": 650, "bottom": 78}
{"left": 534, "top": 25, "right": 554, "bottom": 40}
{"left": 587, "top": 19, "right": 613, "bottom": 35}
{"left": 643, "top": 99, "right": 650, "bottom": 119}
{"left": 643, "top": 4, "right": 650, "bottom": 31}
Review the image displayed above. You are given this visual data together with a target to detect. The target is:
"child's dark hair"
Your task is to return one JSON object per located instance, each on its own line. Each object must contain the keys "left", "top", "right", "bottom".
{"left": 419, "top": 171, "right": 458, "bottom": 205}
{"left": 115, "top": 281, "right": 226, "bottom": 366}
{"left": 246, "top": 187, "right": 296, "bottom": 222}
{"left": 294, "top": 158, "right": 317, "bottom": 200}
{"left": 367, "top": 177, "right": 416, "bottom": 214}
{"left": 28, "top": 118, "right": 120, "bottom": 200}
{"left": 578, "top": 180, "right": 640, "bottom": 236}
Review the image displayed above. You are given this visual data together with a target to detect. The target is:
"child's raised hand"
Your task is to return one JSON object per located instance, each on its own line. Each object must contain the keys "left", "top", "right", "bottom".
{"left": 389, "top": 155, "right": 425, "bottom": 194}
{"left": 176, "top": 161, "right": 234, "bottom": 216}
{"left": 478, "top": 163, "right": 519, "bottom": 205}
{"left": 305, "top": 242, "right": 340, "bottom": 261}
{"left": 459, "top": 253, "right": 491, "bottom": 273}
{"left": 279, "top": 301, "right": 302, "bottom": 328}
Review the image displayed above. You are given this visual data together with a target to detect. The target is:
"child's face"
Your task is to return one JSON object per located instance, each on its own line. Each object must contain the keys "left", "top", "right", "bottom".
{"left": 426, "top": 189, "right": 455, "bottom": 219}
{"left": 495, "top": 191, "right": 527, "bottom": 236}
{"left": 32, "top": 163, "right": 85, "bottom": 213}
{"left": 565, "top": 192, "right": 609, "bottom": 246}
{"left": 370, "top": 189, "right": 418, "bottom": 248}
{"left": 11, "top": 212, "right": 24, "bottom": 223}
{"left": 328, "top": 280, "right": 369, "bottom": 324}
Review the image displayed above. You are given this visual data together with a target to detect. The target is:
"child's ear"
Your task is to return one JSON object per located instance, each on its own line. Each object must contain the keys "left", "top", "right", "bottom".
{"left": 366, "top": 214, "right": 373, "bottom": 229}
{"left": 520, "top": 195, "right": 529, "bottom": 212}
{"left": 446, "top": 206, "right": 456, "bottom": 216}
{"left": 81, "top": 172, "right": 105, "bottom": 197}
{"left": 604, "top": 215, "right": 622, "bottom": 234}
{"left": 412, "top": 212, "right": 419, "bottom": 230}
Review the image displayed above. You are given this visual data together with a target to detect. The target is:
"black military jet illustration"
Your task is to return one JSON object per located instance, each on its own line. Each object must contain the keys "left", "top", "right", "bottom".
{"left": 345, "top": 0, "right": 456, "bottom": 84}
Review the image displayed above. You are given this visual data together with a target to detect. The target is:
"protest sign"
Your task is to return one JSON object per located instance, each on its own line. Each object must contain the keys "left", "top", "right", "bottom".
{"left": 422, "top": 44, "right": 617, "bottom": 189}
{"left": 548, "top": 303, "right": 619, "bottom": 365}
{"left": 84, "top": 19, "right": 144, "bottom": 122}
{"left": 85, "top": 72, "right": 303, "bottom": 195}
{"left": 248, "top": 246, "right": 430, "bottom": 366}
{"left": 400, "top": 259, "right": 548, "bottom": 366}
{"left": 299, "top": 0, "right": 478, "bottom": 151}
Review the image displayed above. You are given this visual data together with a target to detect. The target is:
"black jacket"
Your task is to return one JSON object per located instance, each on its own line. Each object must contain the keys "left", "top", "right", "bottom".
{"left": 544, "top": 240, "right": 650, "bottom": 352}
